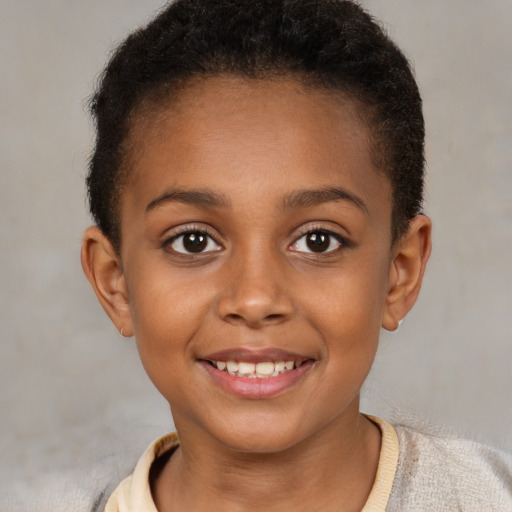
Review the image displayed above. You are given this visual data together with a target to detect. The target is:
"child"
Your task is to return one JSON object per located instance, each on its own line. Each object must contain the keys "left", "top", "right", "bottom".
{"left": 81, "top": 0, "right": 512, "bottom": 510}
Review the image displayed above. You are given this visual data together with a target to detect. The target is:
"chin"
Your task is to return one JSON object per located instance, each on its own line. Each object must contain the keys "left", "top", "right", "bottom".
{"left": 210, "top": 416, "right": 313, "bottom": 455}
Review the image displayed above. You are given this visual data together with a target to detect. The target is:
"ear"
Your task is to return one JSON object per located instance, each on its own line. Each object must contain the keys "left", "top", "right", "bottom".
{"left": 382, "top": 215, "right": 432, "bottom": 331}
{"left": 81, "top": 226, "right": 134, "bottom": 337}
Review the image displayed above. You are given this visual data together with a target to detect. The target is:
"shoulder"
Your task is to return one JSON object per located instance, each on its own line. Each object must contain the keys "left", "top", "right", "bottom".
{"left": 387, "top": 423, "right": 512, "bottom": 511}
{"left": 102, "top": 432, "right": 179, "bottom": 512}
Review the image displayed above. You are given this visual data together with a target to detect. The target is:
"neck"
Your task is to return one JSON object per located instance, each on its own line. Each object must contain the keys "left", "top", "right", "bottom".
{"left": 152, "top": 411, "right": 381, "bottom": 512}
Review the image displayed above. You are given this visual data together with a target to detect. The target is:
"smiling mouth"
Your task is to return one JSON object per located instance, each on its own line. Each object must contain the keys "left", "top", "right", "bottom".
{"left": 205, "top": 359, "right": 309, "bottom": 379}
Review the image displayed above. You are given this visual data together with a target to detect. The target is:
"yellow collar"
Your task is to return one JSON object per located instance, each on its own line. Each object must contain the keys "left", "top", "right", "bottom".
{"left": 105, "top": 416, "right": 399, "bottom": 512}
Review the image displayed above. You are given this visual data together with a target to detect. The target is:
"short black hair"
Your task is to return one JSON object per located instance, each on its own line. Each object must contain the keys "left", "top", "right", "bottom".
{"left": 87, "top": 0, "right": 424, "bottom": 251}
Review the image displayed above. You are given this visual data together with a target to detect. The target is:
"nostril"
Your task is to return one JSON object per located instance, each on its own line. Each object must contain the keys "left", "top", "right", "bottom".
{"left": 265, "top": 313, "right": 284, "bottom": 321}
{"left": 226, "top": 313, "right": 244, "bottom": 322}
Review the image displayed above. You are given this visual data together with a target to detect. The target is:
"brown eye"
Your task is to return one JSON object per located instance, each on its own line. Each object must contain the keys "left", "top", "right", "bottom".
{"left": 169, "top": 231, "right": 221, "bottom": 254}
{"left": 291, "top": 230, "right": 342, "bottom": 254}
{"left": 306, "top": 232, "right": 330, "bottom": 252}
{"left": 184, "top": 233, "right": 207, "bottom": 252}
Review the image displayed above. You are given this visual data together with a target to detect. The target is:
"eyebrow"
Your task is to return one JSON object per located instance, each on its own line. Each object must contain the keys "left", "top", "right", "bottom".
{"left": 282, "top": 187, "right": 369, "bottom": 214}
{"left": 145, "top": 186, "right": 368, "bottom": 215}
{"left": 145, "top": 188, "right": 231, "bottom": 213}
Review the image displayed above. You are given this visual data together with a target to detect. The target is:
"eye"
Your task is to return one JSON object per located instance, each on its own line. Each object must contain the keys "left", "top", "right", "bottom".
{"left": 167, "top": 231, "right": 222, "bottom": 254}
{"left": 290, "top": 230, "right": 343, "bottom": 254}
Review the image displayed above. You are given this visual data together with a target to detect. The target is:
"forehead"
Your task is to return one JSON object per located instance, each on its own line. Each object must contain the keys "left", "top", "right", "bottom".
{"left": 122, "top": 75, "right": 390, "bottom": 220}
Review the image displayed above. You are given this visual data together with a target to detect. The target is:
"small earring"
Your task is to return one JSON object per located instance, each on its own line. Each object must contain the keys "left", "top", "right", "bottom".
{"left": 382, "top": 319, "right": 403, "bottom": 333}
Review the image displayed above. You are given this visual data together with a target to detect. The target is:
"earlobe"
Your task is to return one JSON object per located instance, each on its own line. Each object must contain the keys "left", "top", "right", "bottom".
{"left": 382, "top": 215, "right": 432, "bottom": 331}
{"left": 81, "top": 226, "right": 134, "bottom": 337}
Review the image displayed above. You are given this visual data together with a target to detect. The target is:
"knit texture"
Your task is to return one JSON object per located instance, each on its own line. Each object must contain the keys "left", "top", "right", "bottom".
{"left": 387, "top": 424, "right": 512, "bottom": 511}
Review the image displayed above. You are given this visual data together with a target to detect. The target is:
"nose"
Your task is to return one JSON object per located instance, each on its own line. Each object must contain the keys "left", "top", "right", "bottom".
{"left": 216, "top": 247, "right": 294, "bottom": 328}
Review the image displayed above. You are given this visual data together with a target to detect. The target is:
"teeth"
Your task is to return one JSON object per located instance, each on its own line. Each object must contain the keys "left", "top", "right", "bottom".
{"left": 213, "top": 360, "right": 299, "bottom": 378}
{"left": 274, "top": 361, "right": 285, "bottom": 372}
{"left": 238, "top": 362, "right": 256, "bottom": 375}
{"left": 226, "top": 361, "right": 238, "bottom": 374}
{"left": 255, "top": 362, "right": 274, "bottom": 376}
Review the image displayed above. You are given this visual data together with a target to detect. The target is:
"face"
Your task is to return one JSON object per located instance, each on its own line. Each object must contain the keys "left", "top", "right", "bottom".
{"left": 119, "top": 76, "right": 395, "bottom": 453}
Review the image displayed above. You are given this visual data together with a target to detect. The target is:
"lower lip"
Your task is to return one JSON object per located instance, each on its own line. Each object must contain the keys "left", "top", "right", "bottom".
{"left": 200, "top": 360, "right": 314, "bottom": 399}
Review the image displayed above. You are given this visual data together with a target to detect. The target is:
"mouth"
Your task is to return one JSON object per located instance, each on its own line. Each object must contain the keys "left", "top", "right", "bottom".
{"left": 205, "top": 359, "right": 306, "bottom": 378}
{"left": 198, "top": 348, "right": 316, "bottom": 398}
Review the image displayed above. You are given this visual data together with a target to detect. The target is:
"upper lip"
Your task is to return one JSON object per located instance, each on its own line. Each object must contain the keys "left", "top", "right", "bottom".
{"left": 200, "top": 347, "right": 313, "bottom": 364}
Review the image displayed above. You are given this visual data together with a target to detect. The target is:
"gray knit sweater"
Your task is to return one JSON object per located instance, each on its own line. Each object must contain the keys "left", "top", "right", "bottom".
{"left": 387, "top": 424, "right": 512, "bottom": 511}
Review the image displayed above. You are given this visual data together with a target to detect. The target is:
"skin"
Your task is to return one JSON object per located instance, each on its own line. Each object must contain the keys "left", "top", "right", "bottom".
{"left": 82, "top": 76, "right": 431, "bottom": 511}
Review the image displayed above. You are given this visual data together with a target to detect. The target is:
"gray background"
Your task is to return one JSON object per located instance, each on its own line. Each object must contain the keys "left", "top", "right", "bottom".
{"left": 1, "top": 1, "right": 511, "bottom": 509}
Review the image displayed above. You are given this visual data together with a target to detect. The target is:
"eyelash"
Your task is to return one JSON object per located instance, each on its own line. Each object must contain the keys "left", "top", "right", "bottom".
{"left": 163, "top": 225, "right": 222, "bottom": 255}
{"left": 162, "top": 225, "right": 350, "bottom": 256}
{"left": 289, "top": 227, "right": 350, "bottom": 255}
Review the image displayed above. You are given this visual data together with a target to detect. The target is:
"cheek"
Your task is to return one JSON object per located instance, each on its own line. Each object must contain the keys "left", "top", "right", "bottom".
{"left": 129, "top": 258, "right": 210, "bottom": 325}
{"left": 126, "top": 265, "right": 212, "bottom": 375}
{"left": 302, "top": 256, "right": 390, "bottom": 353}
